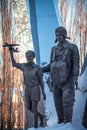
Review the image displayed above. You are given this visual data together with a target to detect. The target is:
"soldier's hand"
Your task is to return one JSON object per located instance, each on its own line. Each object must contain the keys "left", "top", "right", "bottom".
{"left": 43, "top": 93, "right": 46, "bottom": 100}
{"left": 51, "top": 81, "right": 53, "bottom": 86}
{"left": 74, "top": 79, "right": 78, "bottom": 90}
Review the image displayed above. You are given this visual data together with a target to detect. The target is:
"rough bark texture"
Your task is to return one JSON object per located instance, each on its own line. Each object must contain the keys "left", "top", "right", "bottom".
{"left": 1, "top": 0, "right": 13, "bottom": 129}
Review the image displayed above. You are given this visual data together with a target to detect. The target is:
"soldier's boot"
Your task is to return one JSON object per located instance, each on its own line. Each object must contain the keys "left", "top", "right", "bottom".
{"left": 56, "top": 106, "right": 64, "bottom": 124}
{"left": 34, "top": 112, "right": 38, "bottom": 128}
{"left": 58, "top": 114, "right": 64, "bottom": 124}
{"left": 38, "top": 113, "right": 44, "bottom": 127}
{"left": 64, "top": 106, "right": 73, "bottom": 123}
{"left": 34, "top": 122, "right": 38, "bottom": 128}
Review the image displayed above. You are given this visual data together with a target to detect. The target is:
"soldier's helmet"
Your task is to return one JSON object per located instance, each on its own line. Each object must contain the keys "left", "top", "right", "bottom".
{"left": 55, "top": 26, "right": 67, "bottom": 38}
{"left": 25, "top": 50, "right": 35, "bottom": 58}
{"left": 55, "top": 26, "right": 70, "bottom": 43}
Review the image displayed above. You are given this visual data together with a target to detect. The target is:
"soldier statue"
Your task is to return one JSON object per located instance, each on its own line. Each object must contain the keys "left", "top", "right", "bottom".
{"left": 42, "top": 26, "right": 79, "bottom": 124}
{"left": 9, "top": 48, "right": 46, "bottom": 128}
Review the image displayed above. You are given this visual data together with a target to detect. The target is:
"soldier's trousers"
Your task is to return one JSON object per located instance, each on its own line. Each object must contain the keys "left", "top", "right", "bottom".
{"left": 53, "top": 81, "right": 75, "bottom": 123}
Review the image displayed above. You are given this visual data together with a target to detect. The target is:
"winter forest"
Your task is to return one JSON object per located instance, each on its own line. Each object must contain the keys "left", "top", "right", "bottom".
{"left": 0, "top": 0, "right": 87, "bottom": 130}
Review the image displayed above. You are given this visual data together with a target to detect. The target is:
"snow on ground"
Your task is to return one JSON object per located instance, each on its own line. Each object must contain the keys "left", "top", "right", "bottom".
{"left": 28, "top": 68, "right": 87, "bottom": 130}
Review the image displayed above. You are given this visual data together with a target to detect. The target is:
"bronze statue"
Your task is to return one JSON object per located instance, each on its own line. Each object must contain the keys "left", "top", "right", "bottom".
{"left": 2, "top": 42, "right": 20, "bottom": 52}
{"left": 42, "top": 26, "right": 79, "bottom": 124}
{"left": 4, "top": 43, "right": 46, "bottom": 128}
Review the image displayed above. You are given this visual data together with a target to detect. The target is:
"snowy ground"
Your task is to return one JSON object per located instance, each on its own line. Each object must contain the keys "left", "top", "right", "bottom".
{"left": 28, "top": 67, "right": 87, "bottom": 130}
